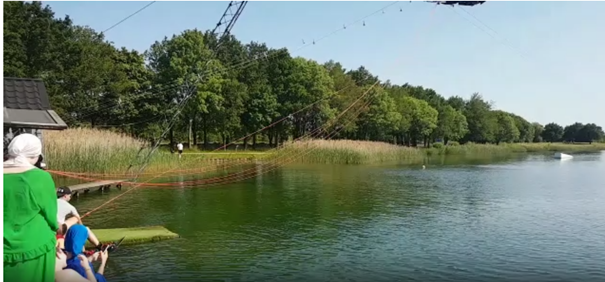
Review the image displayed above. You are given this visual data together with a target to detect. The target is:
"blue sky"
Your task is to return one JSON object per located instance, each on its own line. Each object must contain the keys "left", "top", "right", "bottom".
{"left": 44, "top": 1, "right": 605, "bottom": 127}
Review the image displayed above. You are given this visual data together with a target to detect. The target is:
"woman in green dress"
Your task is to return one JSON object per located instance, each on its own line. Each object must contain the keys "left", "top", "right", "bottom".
{"left": 4, "top": 133, "right": 59, "bottom": 282}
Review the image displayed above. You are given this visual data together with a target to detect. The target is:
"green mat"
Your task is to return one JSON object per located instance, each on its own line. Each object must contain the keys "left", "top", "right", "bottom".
{"left": 85, "top": 226, "right": 179, "bottom": 247}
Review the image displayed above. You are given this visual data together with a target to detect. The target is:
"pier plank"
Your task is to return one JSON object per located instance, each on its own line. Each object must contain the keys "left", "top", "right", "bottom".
{"left": 66, "top": 180, "right": 126, "bottom": 192}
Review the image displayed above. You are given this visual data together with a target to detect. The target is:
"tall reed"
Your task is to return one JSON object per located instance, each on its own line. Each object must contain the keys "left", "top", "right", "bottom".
{"left": 43, "top": 128, "right": 176, "bottom": 174}
{"left": 42, "top": 128, "right": 268, "bottom": 174}
{"left": 280, "top": 139, "right": 426, "bottom": 164}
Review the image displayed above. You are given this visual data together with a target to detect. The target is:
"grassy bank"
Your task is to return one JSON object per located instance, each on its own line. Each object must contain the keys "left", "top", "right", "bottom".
{"left": 281, "top": 139, "right": 605, "bottom": 165}
{"left": 430, "top": 141, "right": 605, "bottom": 155}
{"left": 43, "top": 128, "right": 605, "bottom": 173}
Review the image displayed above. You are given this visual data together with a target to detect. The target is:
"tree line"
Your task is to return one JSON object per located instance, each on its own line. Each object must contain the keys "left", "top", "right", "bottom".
{"left": 4, "top": 2, "right": 604, "bottom": 149}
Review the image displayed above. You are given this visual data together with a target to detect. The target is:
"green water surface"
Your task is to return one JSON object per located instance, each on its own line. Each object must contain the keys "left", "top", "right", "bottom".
{"left": 70, "top": 152, "right": 605, "bottom": 282}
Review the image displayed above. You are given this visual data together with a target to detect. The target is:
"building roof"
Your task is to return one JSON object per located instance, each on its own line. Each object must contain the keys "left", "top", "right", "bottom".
{"left": 3, "top": 77, "right": 68, "bottom": 130}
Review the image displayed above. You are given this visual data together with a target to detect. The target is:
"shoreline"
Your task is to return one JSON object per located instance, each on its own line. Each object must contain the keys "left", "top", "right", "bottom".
{"left": 278, "top": 140, "right": 605, "bottom": 165}
{"left": 45, "top": 140, "right": 605, "bottom": 174}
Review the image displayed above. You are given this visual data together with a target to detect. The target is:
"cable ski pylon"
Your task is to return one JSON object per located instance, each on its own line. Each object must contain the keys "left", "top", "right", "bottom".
{"left": 212, "top": 1, "right": 248, "bottom": 41}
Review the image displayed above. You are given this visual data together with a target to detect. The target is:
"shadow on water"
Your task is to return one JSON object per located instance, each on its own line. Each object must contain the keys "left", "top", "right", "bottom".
{"left": 69, "top": 151, "right": 605, "bottom": 282}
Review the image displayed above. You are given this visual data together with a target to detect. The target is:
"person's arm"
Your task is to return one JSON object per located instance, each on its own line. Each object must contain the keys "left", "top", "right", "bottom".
{"left": 97, "top": 261, "right": 107, "bottom": 276}
{"left": 56, "top": 270, "right": 95, "bottom": 282}
{"left": 82, "top": 268, "right": 98, "bottom": 282}
{"left": 97, "top": 250, "right": 108, "bottom": 275}
{"left": 36, "top": 171, "right": 59, "bottom": 232}
{"left": 77, "top": 255, "right": 98, "bottom": 282}
{"left": 69, "top": 204, "right": 83, "bottom": 224}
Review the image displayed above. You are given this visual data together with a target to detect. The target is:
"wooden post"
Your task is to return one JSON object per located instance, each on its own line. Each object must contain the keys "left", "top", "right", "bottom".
{"left": 189, "top": 119, "right": 193, "bottom": 149}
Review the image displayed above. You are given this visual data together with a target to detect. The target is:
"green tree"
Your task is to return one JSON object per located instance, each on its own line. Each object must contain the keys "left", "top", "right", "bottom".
{"left": 511, "top": 114, "right": 534, "bottom": 143}
{"left": 541, "top": 123, "right": 564, "bottom": 142}
{"left": 562, "top": 122, "right": 584, "bottom": 142}
{"left": 493, "top": 111, "right": 520, "bottom": 144}
{"left": 463, "top": 93, "right": 496, "bottom": 143}
{"left": 279, "top": 57, "right": 335, "bottom": 139}
{"left": 396, "top": 96, "right": 438, "bottom": 147}
{"left": 145, "top": 29, "right": 224, "bottom": 148}
{"left": 347, "top": 66, "right": 379, "bottom": 87}
{"left": 531, "top": 122, "right": 544, "bottom": 143}
{"left": 324, "top": 60, "right": 364, "bottom": 139}
{"left": 446, "top": 95, "right": 466, "bottom": 112}
{"left": 3, "top": 1, "right": 70, "bottom": 78}
{"left": 238, "top": 42, "right": 278, "bottom": 148}
{"left": 435, "top": 105, "right": 468, "bottom": 145}
{"left": 576, "top": 123, "right": 604, "bottom": 144}
{"left": 105, "top": 48, "right": 154, "bottom": 134}
{"left": 356, "top": 87, "right": 401, "bottom": 142}
{"left": 405, "top": 85, "right": 445, "bottom": 110}
{"left": 414, "top": 100, "right": 439, "bottom": 147}
{"left": 54, "top": 26, "right": 120, "bottom": 127}
{"left": 215, "top": 79, "right": 247, "bottom": 146}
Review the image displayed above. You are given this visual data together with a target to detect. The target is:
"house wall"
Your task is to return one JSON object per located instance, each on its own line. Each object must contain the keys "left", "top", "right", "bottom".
{"left": 3, "top": 127, "right": 45, "bottom": 154}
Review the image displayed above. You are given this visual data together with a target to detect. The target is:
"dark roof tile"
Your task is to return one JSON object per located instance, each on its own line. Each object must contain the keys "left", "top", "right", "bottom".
{"left": 3, "top": 77, "right": 51, "bottom": 110}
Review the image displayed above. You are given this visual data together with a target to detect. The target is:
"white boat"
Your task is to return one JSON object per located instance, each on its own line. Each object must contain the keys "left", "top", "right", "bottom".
{"left": 554, "top": 152, "right": 573, "bottom": 160}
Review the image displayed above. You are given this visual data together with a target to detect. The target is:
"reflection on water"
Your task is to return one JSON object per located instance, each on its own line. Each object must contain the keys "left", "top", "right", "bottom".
{"left": 68, "top": 152, "right": 605, "bottom": 282}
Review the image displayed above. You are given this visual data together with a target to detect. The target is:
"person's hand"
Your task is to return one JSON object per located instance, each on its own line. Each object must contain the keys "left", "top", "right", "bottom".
{"left": 56, "top": 247, "right": 64, "bottom": 259}
{"left": 88, "top": 252, "right": 100, "bottom": 262}
{"left": 78, "top": 254, "right": 92, "bottom": 271}
{"left": 100, "top": 250, "right": 109, "bottom": 263}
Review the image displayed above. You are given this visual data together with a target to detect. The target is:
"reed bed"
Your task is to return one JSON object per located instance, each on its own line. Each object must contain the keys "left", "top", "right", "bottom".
{"left": 43, "top": 128, "right": 605, "bottom": 171}
{"left": 44, "top": 128, "right": 179, "bottom": 174}
{"left": 504, "top": 142, "right": 605, "bottom": 153}
{"left": 43, "top": 128, "right": 267, "bottom": 174}
{"left": 280, "top": 139, "right": 605, "bottom": 165}
{"left": 280, "top": 139, "right": 426, "bottom": 164}
{"left": 429, "top": 141, "right": 605, "bottom": 156}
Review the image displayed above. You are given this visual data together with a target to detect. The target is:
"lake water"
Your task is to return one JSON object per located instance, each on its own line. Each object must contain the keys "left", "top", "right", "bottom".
{"left": 75, "top": 151, "right": 605, "bottom": 282}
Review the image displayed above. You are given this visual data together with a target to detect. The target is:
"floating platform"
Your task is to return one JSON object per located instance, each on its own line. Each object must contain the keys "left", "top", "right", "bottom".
{"left": 85, "top": 226, "right": 180, "bottom": 247}
{"left": 65, "top": 179, "right": 126, "bottom": 196}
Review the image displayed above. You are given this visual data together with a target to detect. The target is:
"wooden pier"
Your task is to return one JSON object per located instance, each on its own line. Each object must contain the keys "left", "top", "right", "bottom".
{"left": 65, "top": 179, "right": 126, "bottom": 197}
